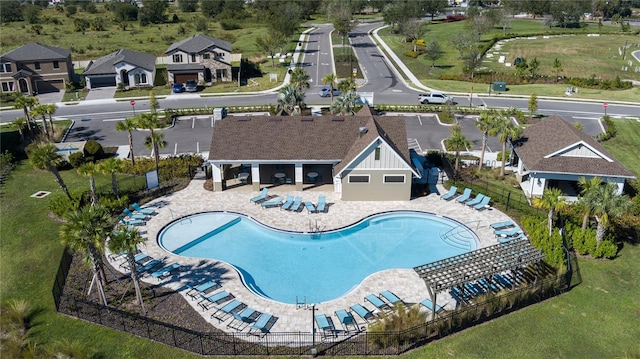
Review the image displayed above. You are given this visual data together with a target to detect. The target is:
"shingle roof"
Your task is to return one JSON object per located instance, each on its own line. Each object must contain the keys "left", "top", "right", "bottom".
{"left": 83, "top": 49, "right": 156, "bottom": 76}
{"left": 1, "top": 42, "right": 70, "bottom": 62}
{"left": 166, "top": 34, "right": 232, "bottom": 54}
{"left": 512, "top": 115, "right": 634, "bottom": 178}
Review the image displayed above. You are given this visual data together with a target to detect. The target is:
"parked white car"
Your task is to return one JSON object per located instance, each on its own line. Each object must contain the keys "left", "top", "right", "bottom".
{"left": 418, "top": 92, "right": 452, "bottom": 104}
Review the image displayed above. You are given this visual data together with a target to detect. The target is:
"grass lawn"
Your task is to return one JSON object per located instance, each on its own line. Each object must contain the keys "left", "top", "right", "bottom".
{"left": 601, "top": 118, "right": 640, "bottom": 177}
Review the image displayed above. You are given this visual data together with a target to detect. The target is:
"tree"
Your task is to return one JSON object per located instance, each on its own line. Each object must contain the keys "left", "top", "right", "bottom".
{"left": 42, "top": 104, "right": 57, "bottom": 138}
{"left": 489, "top": 115, "right": 522, "bottom": 176}
{"left": 475, "top": 111, "right": 495, "bottom": 171}
{"left": 528, "top": 57, "right": 539, "bottom": 77}
{"left": 108, "top": 227, "right": 147, "bottom": 314}
{"left": 424, "top": 40, "right": 443, "bottom": 68}
{"left": 330, "top": 91, "right": 361, "bottom": 115}
{"left": 138, "top": 0, "right": 167, "bottom": 26}
{"left": 144, "top": 132, "right": 167, "bottom": 158}
{"left": 60, "top": 205, "right": 112, "bottom": 306}
{"left": 29, "top": 144, "right": 72, "bottom": 200}
{"left": 13, "top": 94, "right": 38, "bottom": 132}
{"left": 528, "top": 93, "right": 538, "bottom": 114}
{"left": 177, "top": 0, "right": 198, "bottom": 12}
{"left": 450, "top": 32, "right": 476, "bottom": 60}
{"left": 276, "top": 85, "right": 306, "bottom": 116}
{"left": 268, "top": 2, "right": 304, "bottom": 39}
{"left": 0, "top": 0, "right": 23, "bottom": 23}
{"left": 444, "top": 125, "right": 473, "bottom": 172}
{"left": 200, "top": 0, "right": 224, "bottom": 19}
{"left": 99, "top": 158, "right": 124, "bottom": 199}
{"left": 583, "top": 182, "right": 631, "bottom": 247}
{"left": 289, "top": 67, "right": 310, "bottom": 91}
{"left": 148, "top": 91, "right": 158, "bottom": 113}
{"left": 10, "top": 118, "right": 27, "bottom": 143}
{"left": 399, "top": 19, "right": 427, "bottom": 45}
{"left": 321, "top": 73, "right": 337, "bottom": 104}
{"left": 462, "top": 47, "right": 482, "bottom": 79}
{"left": 78, "top": 162, "right": 100, "bottom": 206}
{"left": 115, "top": 117, "right": 138, "bottom": 167}
{"left": 24, "top": 4, "right": 41, "bottom": 24}
{"left": 552, "top": 58, "right": 563, "bottom": 82}
{"left": 423, "top": 0, "right": 448, "bottom": 21}
{"left": 29, "top": 104, "right": 49, "bottom": 139}
{"left": 135, "top": 113, "right": 161, "bottom": 172}
{"left": 577, "top": 176, "right": 602, "bottom": 231}
{"left": 337, "top": 77, "right": 355, "bottom": 94}
{"left": 327, "top": 0, "right": 353, "bottom": 46}
{"left": 533, "top": 187, "right": 567, "bottom": 236}
{"left": 255, "top": 31, "right": 283, "bottom": 67}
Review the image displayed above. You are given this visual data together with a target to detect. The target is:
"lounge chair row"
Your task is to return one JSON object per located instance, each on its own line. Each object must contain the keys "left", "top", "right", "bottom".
{"left": 490, "top": 220, "right": 527, "bottom": 242}
{"left": 252, "top": 189, "right": 327, "bottom": 213}
{"left": 441, "top": 187, "right": 491, "bottom": 210}
{"left": 118, "top": 252, "right": 181, "bottom": 280}
{"left": 450, "top": 272, "right": 523, "bottom": 305}
{"left": 118, "top": 203, "right": 158, "bottom": 226}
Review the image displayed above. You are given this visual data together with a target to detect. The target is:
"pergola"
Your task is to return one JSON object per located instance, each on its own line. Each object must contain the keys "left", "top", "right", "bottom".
{"left": 414, "top": 237, "right": 545, "bottom": 319}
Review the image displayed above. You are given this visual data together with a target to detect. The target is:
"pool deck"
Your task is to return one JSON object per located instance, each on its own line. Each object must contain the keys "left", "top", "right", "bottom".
{"left": 108, "top": 171, "right": 516, "bottom": 335}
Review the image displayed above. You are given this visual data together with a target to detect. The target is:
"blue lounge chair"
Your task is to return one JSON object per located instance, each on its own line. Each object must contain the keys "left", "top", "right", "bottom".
{"left": 499, "top": 232, "right": 526, "bottom": 243}
{"left": 137, "top": 259, "right": 161, "bottom": 274}
{"left": 350, "top": 304, "right": 375, "bottom": 322}
{"left": 380, "top": 290, "right": 404, "bottom": 306}
{"left": 185, "top": 280, "right": 220, "bottom": 300}
{"left": 365, "top": 294, "right": 390, "bottom": 311}
{"left": 455, "top": 188, "right": 472, "bottom": 203}
{"left": 211, "top": 299, "right": 246, "bottom": 322}
{"left": 198, "top": 291, "right": 232, "bottom": 311}
{"left": 150, "top": 262, "right": 181, "bottom": 280}
{"left": 261, "top": 196, "right": 283, "bottom": 208}
{"left": 465, "top": 193, "right": 485, "bottom": 207}
{"left": 123, "top": 208, "right": 147, "bottom": 220}
{"left": 280, "top": 195, "right": 294, "bottom": 210}
{"left": 440, "top": 186, "right": 458, "bottom": 200}
{"left": 419, "top": 299, "right": 446, "bottom": 313}
{"left": 473, "top": 196, "right": 491, "bottom": 210}
{"left": 132, "top": 202, "right": 156, "bottom": 215}
{"left": 490, "top": 221, "right": 515, "bottom": 230}
{"left": 287, "top": 196, "right": 302, "bottom": 212}
{"left": 495, "top": 226, "right": 522, "bottom": 237}
{"left": 119, "top": 252, "right": 150, "bottom": 269}
{"left": 249, "top": 313, "right": 274, "bottom": 336}
{"left": 118, "top": 216, "right": 143, "bottom": 226}
{"left": 335, "top": 309, "right": 358, "bottom": 333}
{"left": 316, "top": 195, "right": 326, "bottom": 213}
{"left": 304, "top": 201, "right": 316, "bottom": 213}
{"left": 227, "top": 307, "right": 261, "bottom": 331}
{"left": 250, "top": 188, "right": 268, "bottom": 204}
{"left": 315, "top": 314, "right": 336, "bottom": 338}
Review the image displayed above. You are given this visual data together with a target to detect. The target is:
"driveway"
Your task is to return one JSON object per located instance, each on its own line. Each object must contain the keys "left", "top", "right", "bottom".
{"left": 36, "top": 90, "right": 64, "bottom": 104}
{"left": 84, "top": 86, "right": 116, "bottom": 101}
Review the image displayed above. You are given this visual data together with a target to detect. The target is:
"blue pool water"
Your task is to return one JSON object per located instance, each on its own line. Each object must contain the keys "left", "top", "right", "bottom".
{"left": 158, "top": 211, "right": 477, "bottom": 304}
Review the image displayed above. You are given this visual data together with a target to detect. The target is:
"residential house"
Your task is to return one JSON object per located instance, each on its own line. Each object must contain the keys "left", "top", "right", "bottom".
{"left": 0, "top": 42, "right": 74, "bottom": 95}
{"left": 207, "top": 106, "right": 420, "bottom": 201}
{"left": 165, "top": 34, "right": 232, "bottom": 85}
{"left": 510, "top": 115, "right": 635, "bottom": 200}
{"left": 83, "top": 49, "right": 156, "bottom": 89}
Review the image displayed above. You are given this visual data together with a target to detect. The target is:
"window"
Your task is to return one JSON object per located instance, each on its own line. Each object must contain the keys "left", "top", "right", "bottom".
{"left": 173, "top": 54, "right": 183, "bottom": 63}
{"left": 202, "top": 53, "right": 210, "bottom": 60}
{"left": 374, "top": 147, "right": 381, "bottom": 160}
{"left": 134, "top": 74, "right": 141, "bottom": 84}
{"left": 140, "top": 73, "right": 147, "bottom": 83}
{"left": 2, "top": 82, "right": 15, "bottom": 92}
{"left": 53, "top": 61, "right": 59, "bottom": 69}
{"left": 0, "top": 63, "right": 11, "bottom": 73}
{"left": 34, "top": 62, "right": 41, "bottom": 70}
{"left": 348, "top": 175, "right": 370, "bottom": 184}
{"left": 191, "top": 54, "right": 196, "bottom": 62}
{"left": 384, "top": 175, "right": 405, "bottom": 184}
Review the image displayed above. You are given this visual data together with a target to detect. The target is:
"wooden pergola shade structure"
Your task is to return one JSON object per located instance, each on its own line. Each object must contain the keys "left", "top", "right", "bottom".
{"left": 414, "top": 237, "right": 546, "bottom": 319}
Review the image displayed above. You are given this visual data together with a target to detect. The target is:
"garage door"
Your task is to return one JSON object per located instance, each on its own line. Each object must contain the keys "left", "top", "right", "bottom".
{"left": 89, "top": 76, "right": 116, "bottom": 89}
{"left": 35, "top": 79, "right": 64, "bottom": 93}
{"left": 174, "top": 73, "right": 198, "bottom": 84}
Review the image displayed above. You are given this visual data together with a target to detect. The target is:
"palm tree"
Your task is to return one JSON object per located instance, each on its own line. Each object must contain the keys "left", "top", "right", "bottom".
{"left": 444, "top": 125, "right": 473, "bottom": 172}
{"left": 583, "top": 182, "right": 631, "bottom": 247}
{"left": 43, "top": 104, "right": 57, "bottom": 137}
{"left": 9, "top": 117, "right": 27, "bottom": 143}
{"left": 321, "top": 73, "right": 337, "bottom": 104}
{"left": 60, "top": 205, "right": 113, "bottom": 306}
{"left": 134, "top": 113, "right": 161, "bottom": 172}
{"left": 115, "top": 117, "right": 138, "bottom": 167}
{"left": 532, "top": 187, "right": 567, "bottom": 236}
{"left": 108, "top": 227, "right": 147, "bottom": 315}
{"left": 28, "top": 143, "right": 72, "bottom": 200}
{"left": 276, "top": 85, "right": 306, "bottom": 116}
{"left": 144, "top": 132, "right": 167, "bottom": 163}
{"left": 330, "top": 91, "right": 360, "bottom": 115}
{"left": 13, "top": 93, "right": 38, "bottom": 132}
{"left": 77, "top": 162, "right": 100, "bottom": 206}
{"left": 577, "top": 176, "right": 602, "bottom": 231}
{"left": 489, "top": 115, "right": 523, "bottom": 176}
{"left": 337, "top": 78, "right": 355, "bottom": 94}
{"left": 475, "top": 111, "right": 495, "bottom": 171}
{"left": 99, "top": 158, "right": 124, "bottom": 199}
{"left": 29, "top": 104, "right": 49, "bottom": 139}
{"left": 289, "top": 67, "right": 310, "bottom": 91}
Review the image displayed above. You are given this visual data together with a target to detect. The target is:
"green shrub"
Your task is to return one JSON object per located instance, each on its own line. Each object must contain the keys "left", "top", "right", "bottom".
{"left": 48, "top": 191, "right": 83, "bottom": 218}
{"left": 220, "top": 19, "right": 241, "bottom": 30}
{"left": 404, "top": 51, "right": 420, "bottom": 58}
{"left": 593, "top": 240, "right": 618, "bottom": 259}
{"left": 83, "top": 140, "right": 104, "bottom": 159}
{"left": 97, "top": 194, "right": 130, "bottom": 214}
{"left": 68, "top": 151, "right": 85, "bottom": 168}
{"left": 496, "top": 151, "right": 510, "bottom": 161}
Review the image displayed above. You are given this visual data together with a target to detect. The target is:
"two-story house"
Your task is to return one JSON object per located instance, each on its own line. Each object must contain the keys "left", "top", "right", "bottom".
{"left": 165, "top": 34, "right": 232, "bottom": 85}
{"left": 0, "top": 43, "right": 74, "bottom": 95}
{"left": 83, "top": 48, "right": 156, "bottom": 89}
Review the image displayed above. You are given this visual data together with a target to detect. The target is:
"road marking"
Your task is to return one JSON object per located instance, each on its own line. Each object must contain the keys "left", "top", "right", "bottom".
{"left": 392, "top": 89, "right": 402, "bottom": 92}
{"left": 103, "top": 118, "right": 126, "bottom": 122}
{"left": 192, "top": 118, "right": 196, "bottom": 129}
{"left": 572, "top": 116, "right": 600, "bottom": 120}
{"left": 174, "top": 143, "right": 178, "bottom": 155}
{"left": 417, "top": 115, "right": 423, "bottom": 126}
{"left": 321, "top": 63, "right": 330, "bottom": 66}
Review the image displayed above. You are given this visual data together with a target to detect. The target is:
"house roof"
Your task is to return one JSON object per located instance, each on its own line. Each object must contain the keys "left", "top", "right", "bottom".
{"left": 512, "top": 115, "right": 635, "bottom": 178}
{"left": 1, "top": 42, "right": 70, "bottom": 62}
{"left": 83, "top": 49, "right": 156, "bottom": 76}
{"left": 166, "top": 34, "right": 232, "bottom": 54}
{"left": 208, "top": 107, "right": 414, "bottom": 175}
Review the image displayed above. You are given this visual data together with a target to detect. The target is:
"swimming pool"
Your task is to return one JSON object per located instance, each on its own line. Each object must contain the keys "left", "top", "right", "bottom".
{"left": 158, "top": 211, "right": 478, "bottom": 304}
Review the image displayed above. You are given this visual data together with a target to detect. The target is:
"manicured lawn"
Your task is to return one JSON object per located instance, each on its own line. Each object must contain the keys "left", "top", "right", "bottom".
{"left": 601, "top": 118, "right": 640, "bottom": 177}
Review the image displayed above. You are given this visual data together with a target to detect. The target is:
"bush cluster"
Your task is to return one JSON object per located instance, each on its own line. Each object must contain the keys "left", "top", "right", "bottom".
{"left": 220, "top": 19, "right": 241, "bottom": 30}
{"left": 403, "top": 50, "right": 424, "bottom": 58}
{"left": 596, "top": 115, "right": 618, "bottom": 142}
{"left": 566, "top": 75, "right": 632, "bottom": 90}
{"left": 521, "top": 215, "right": 567, "bottom": 268}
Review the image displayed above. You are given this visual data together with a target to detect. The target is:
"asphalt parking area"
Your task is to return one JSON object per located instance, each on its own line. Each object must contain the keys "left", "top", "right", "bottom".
{"left": 404, "top": 115, "right": 502, "bottom": 153}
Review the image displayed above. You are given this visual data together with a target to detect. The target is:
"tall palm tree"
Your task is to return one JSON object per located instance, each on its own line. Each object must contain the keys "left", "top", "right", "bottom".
{"left": 60, "top": 205, "right": 113, "bottom": 306}
{"left": 583, "top": 182, "right": 631, "bottom": 247}
{"left": 330, "top": 91, "right": 360, "bottom": 115}
{"left": 115, "top": 117, "right": 138, "bottom": 167}
{"left": 444, "top": 125, "right": 473, "bottom": 172}
{"left": 337, "top": 78, "right": 355, "bottom": 94}
{"left": 321, "top": 73, "right": 337, "bottom": 104}
{"left": 28, "top": 143, "right": 72, "bottom": 200}
{"left": 276, "top": 85, "right": 306, "bottom": 116}
{"left": 532, "top": 187, "right": 567, "bottom": 236}
{"left": 144, "top": 132, "right": 167, "bottom": 162}
{"left": 475, "top": 111, "right": 495, "bottom": 171}
{"left": 13, "top": 93, "right": 38, "bottom": 132}
{"left": 77, "top": 162, "right": 100, "bottom": 206}
{"left": 134, "top": 113, "right": 161, "bottom": 172}
{"left": 99, "top": 157, "right": 124, "bottom": 199}
{"left": 108, "top": 227, "right": 147, "bottom": 315}
{"left": 489, "top": 115, "right": 523, "bottom": 176}
{"left": 289, "top": 67, "right": 310, "bottom": 91}
{"left": 29, "top": 104, "right": 49, "bottom": 139}
{"left": 9, "top": 117, "right": 27, "bottom": 143}
{"left": 577, "top": 176, "right": 602, "bottom": 231}
{"left": 43, "top": 103, "right": 57, "bottom": 137}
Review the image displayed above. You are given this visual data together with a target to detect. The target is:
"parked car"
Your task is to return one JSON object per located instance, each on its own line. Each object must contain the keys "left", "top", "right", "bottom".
{"left": 172, "top": 83, "right": 184, "bottom": 93}
{"left": 418, "top": 92, "right": 452, "bottom": 104}
{"left": 185, "top": 79, "right": 198, "bottom": 92}
{"left": 318, "top": 87, "right": 341, "bottom": 97}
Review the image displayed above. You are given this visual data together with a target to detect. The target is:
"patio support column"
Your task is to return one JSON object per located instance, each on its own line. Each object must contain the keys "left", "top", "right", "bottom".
{"left": 251, "top": 164, "right": 260, "bottom": 191}
{"left": 212, "top": 163, "right": 223, "bottom": 191}
{"left": 295, "top": 163, "right": 303, "bottom": 191}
